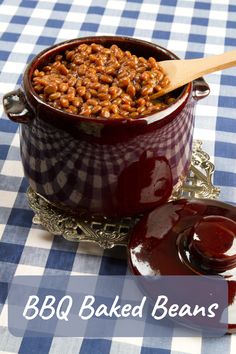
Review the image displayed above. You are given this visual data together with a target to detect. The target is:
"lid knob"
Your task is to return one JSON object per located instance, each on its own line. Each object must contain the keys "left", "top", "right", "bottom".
{"left": 188, "top": 216, "right": 236, "bottom": 272}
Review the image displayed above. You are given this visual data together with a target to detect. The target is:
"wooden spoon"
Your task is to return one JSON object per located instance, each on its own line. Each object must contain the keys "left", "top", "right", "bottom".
{"left": 151, "top": 49, "right": 236, "bottom": 99}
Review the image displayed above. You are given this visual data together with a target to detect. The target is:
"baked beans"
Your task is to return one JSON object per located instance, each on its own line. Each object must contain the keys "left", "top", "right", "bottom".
{"left": 32, "top": 43, "right": 174, "bottom": 118}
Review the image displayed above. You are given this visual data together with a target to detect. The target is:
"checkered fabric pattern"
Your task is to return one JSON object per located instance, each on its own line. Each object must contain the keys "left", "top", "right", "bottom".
{"left": 0, "top": 0, "right": 236, "bottom": 353}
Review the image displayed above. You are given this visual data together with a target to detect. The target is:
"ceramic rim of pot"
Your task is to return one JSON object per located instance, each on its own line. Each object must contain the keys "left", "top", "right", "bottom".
{"left": 23, "top": 35, "right": 193, "bottom": 125}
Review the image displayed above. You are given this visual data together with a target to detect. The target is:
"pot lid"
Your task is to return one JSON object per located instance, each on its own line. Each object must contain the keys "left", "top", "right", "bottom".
{"left": 128, "top": 198, "right": 236, "bottom": 333}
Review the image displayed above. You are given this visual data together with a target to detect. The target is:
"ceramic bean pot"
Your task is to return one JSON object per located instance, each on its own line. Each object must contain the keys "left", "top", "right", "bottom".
{"left": 3, "top": 36, "right": 210, "bottom": 217}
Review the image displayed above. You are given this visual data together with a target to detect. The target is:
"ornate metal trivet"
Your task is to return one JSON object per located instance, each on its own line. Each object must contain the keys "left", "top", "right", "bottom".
{"left": 27, "top": 140, "right": 220, "bottom": 249}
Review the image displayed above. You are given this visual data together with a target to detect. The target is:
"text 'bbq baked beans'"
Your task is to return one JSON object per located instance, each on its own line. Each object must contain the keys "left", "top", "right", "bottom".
{"left": 32, "top": 43, "right": 175, "bottom": 118}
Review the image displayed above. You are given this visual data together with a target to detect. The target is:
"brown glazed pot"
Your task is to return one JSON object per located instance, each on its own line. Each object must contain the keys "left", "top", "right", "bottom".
{"left": 3, "top": 36, "right": 210, "bottom": 217}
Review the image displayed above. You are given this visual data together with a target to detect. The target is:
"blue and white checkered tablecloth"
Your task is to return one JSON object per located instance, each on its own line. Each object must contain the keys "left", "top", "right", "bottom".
{"left": 1, "top": 0, "right": 236, "bottom": 353}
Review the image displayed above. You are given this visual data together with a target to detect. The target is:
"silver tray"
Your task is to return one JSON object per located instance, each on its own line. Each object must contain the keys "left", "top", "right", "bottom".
{"left": 27, "top": 140, "right": 220, "bottom": 249}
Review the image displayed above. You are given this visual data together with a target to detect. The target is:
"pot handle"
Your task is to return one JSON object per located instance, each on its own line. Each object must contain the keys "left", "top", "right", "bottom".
{"left": 192, "top": 77, "right": 210, "bottom": 101}
{"left": 2, "top": 88, "right": 34, "bottom": 123}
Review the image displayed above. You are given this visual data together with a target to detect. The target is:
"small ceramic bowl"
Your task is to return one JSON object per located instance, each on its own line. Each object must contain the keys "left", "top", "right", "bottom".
{"left": 3, "top": 36, "right": 210, "bottom": 216}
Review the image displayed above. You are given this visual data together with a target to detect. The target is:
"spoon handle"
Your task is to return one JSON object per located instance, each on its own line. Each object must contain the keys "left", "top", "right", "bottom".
{"left": 185, "top": 49, "right": 236, "bottom": 78}
{"left": 151, "top": 49, "right": 236, "bottom": 99}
